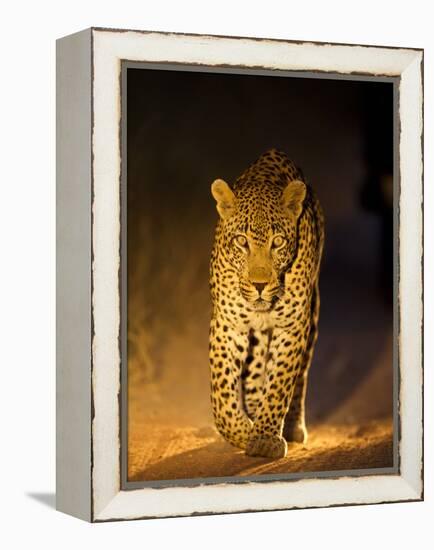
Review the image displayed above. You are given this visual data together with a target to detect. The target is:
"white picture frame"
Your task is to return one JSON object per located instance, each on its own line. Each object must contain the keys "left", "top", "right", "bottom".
{"left": 56, "top": 27, "right": 423, "bottom": 522}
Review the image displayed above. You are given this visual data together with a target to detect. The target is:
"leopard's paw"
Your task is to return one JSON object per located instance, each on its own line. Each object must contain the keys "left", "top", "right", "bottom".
{"left": 246, "top": 433, "right": 287, "bottom": 459}
{"left": 283, "top": 421, "right": 308, "bottom": 444}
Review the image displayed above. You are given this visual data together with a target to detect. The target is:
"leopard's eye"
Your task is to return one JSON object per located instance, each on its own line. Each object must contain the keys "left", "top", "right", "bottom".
{"left": 272, "top": 235, "right": 286, "bottom": 248}
{"left": 234, "top": 234, "right": 248, "bottom": 248}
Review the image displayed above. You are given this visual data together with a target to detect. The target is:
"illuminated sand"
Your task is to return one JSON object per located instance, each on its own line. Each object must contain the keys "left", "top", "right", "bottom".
{"left": 128, "top": 418, "right": 392, "bottom": 482}
{"left": 128, "top": 323, "right": 394, "bottom": 482}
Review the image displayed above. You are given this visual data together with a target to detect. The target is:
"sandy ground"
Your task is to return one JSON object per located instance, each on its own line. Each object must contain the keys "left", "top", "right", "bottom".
{"left": 128, "top": 316, "right": 394, "bottom": 482}
{"left": 128, "top": 417, "right": 392, "bottom": 482}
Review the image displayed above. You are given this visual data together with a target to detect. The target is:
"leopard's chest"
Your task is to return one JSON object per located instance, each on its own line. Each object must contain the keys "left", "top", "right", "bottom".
{"left": 218, "top": 291, "right": 308, "bottom": 335}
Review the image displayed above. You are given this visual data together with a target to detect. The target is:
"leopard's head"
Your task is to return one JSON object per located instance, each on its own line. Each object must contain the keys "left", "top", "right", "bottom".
{"left": 211, "top": 177, "right": 306, "bottom": 311}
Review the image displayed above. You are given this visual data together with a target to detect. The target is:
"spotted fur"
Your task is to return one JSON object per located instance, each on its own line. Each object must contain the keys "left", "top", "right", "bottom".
{"left": 209, "top": 149, "right": 324, "bottom": 458}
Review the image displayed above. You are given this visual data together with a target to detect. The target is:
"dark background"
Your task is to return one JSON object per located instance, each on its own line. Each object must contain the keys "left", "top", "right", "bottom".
{"left": 126, "top": 67, "right": 394, "bottom": 479}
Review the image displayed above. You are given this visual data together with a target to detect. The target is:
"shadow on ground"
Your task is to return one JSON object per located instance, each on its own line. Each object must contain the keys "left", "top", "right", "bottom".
{"left": 129, "top": 420, "right": 393, "bottom": 483}
{"left": 26, "top": 493, "right": 56, "bottom": 509}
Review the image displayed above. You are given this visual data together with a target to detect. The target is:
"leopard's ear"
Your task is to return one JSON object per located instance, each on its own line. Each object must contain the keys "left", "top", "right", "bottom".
{"left": 282, "top": 180, "right": 306, "bottom": 219}
{"left": 211, "top": 179, "right": 236, "bottom": 220}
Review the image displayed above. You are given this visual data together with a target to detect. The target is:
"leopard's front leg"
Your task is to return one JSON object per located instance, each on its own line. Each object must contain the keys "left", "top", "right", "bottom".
{"left": 209, "top": 319, "right": 253, "bottom": 449}
{"left": 246, "top": 328, "right": 309, "bottom": 458}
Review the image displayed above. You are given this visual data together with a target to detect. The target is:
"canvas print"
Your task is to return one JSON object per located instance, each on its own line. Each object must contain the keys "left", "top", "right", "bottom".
{"left": 125, "top": 67, "right": 395, "bottom": 484}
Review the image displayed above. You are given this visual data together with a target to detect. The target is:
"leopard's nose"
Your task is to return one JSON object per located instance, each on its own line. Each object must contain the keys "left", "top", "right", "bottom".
{"left": 253, "top": 282, "right": 266, "bottom": 295}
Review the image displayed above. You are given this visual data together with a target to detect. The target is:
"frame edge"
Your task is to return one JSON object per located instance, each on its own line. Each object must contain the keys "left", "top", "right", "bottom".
{"left": 90, "top": 29, "right": 424, "bottom": 521}
{"left": 56, "top": 28, "right": 93, "bottom": 522}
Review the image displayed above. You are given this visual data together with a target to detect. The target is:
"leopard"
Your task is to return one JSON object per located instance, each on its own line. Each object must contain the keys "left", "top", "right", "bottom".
{"left": 209, "top": 149, "right": 324, "bottom": 459}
